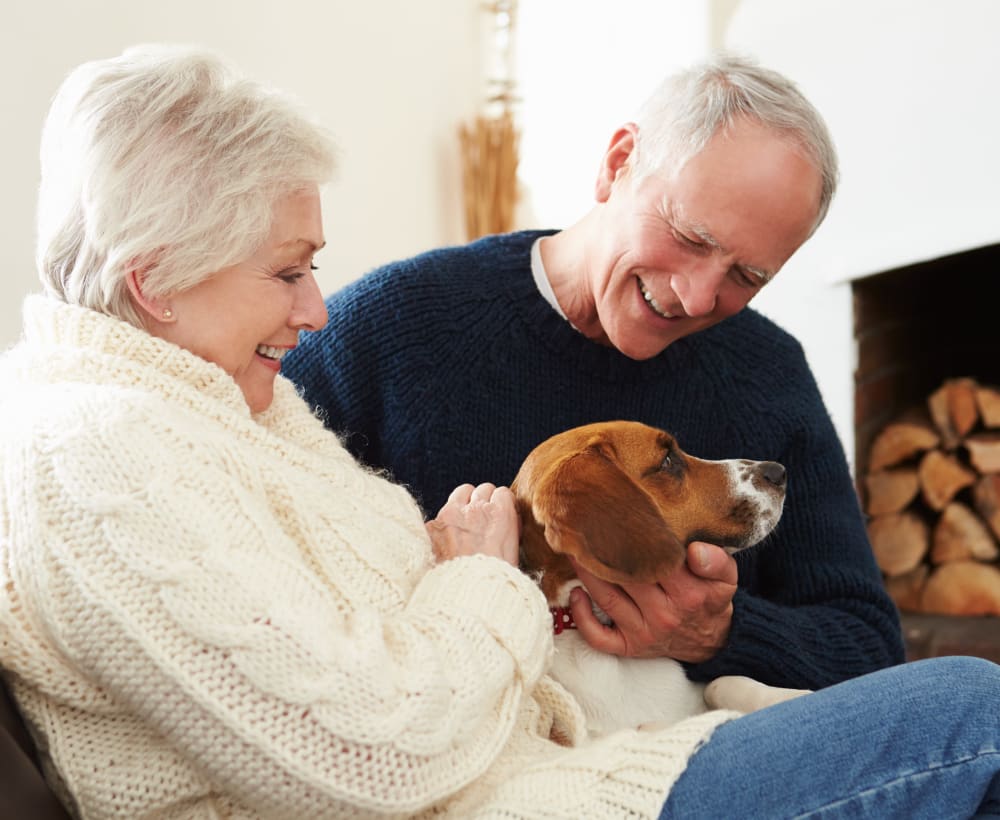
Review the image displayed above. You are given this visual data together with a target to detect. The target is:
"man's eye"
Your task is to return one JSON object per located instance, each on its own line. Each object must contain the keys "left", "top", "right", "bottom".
{"left": 675, "top": 231, "right": 704, "bottom": 250}
{"left": 731, "top": 267, "right": 764, "bottom": 288}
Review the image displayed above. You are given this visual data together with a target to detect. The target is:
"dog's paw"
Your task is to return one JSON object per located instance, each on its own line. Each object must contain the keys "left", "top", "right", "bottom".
{"left": 636, "top": 719, "right": 678, "bottom": 733}
{"left": 704, "top": 675, "right": 811, "bottom": 714}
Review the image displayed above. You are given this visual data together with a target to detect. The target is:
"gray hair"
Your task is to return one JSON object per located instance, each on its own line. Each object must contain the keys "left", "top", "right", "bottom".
{"left": 36, "top": 44, "right": 337, "bottom": 327}
{"left": 630, "top": 53, "right": 838, "bottom": 231}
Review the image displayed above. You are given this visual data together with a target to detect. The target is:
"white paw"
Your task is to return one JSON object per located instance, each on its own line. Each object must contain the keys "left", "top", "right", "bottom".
{"left": 704, "top": 675, "right": 811, "bottom": 714}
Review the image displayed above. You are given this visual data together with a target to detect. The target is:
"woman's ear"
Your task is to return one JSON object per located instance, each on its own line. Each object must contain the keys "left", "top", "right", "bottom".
{"left": 595, "top": 123, "right": 638, "bottom": 203}
{"left": 125, "top": 268, "right": 176, "bottom": 325}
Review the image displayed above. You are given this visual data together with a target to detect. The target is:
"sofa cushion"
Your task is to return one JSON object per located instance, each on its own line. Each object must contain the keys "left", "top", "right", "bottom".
{"left": 0, "top": 676, "right": 71, "bottom": 819}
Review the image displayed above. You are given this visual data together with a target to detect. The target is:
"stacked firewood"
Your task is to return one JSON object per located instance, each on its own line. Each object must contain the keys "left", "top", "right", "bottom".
{"left": 863, "top": 377, "right": 1000, "bottom": 616}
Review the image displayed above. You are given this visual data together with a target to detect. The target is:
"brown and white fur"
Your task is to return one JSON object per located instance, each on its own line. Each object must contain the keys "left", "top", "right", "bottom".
{"left": 511, "top": 420, "right": 809, "bottom": 737}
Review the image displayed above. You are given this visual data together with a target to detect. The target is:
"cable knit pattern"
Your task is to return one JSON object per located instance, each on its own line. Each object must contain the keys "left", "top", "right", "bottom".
{"left": 0, "top": 295, "right": 732, "bottom": 819}
{"left": 283, "top": 229, "right": 906, "bottom": 691}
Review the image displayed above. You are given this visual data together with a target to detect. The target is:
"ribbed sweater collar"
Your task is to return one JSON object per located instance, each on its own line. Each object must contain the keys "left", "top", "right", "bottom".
{"left": 17, "top": 293, "right": 252, "bottom": 413}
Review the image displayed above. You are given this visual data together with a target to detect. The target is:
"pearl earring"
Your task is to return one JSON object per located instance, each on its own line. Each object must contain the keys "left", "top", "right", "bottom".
{"left": 162, "top": 308, "right": 173, "bottom": 320}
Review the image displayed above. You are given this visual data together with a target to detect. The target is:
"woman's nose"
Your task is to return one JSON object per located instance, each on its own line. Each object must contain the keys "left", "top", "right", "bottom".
{"left": 293, "top": 273, "right": 329, "bottom": 332}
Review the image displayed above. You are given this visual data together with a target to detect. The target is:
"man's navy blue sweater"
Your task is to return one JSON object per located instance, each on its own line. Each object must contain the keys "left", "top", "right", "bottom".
{"left": 284, "top": 229, "right": 905, "bottom": 689}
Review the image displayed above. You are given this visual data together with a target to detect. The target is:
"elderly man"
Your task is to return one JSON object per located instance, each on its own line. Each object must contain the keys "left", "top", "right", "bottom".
{"left": 284, "top": 54, "right": 904, "bottom": 689}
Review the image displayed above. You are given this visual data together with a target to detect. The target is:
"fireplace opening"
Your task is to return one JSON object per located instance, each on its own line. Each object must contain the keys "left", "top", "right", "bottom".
{"left": 852, "top": 241, "right": 1000, "bottom": 662}
{"left": 853, "top": 242, "right": 1000, "bottom": 473}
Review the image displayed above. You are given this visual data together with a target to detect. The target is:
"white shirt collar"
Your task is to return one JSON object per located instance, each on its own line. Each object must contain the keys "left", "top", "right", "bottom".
{"left": 530, "top": 237, "right": 569, "bottom": 321}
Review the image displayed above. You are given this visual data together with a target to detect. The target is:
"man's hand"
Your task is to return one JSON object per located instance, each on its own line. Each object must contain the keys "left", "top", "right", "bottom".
{"left": 568, "top": 541, "right": 737, "bottom": 662}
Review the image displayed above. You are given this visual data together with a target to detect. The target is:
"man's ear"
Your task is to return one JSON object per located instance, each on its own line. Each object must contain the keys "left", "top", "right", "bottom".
{"left": 595, "top": 123, "right": 638, "bottom": 203}
{"left": 125, "top": 268, "right": 175, "bottom": 325}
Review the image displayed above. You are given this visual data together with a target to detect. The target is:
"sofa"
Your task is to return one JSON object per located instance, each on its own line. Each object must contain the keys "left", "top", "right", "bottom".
{"left": 0, "top": 674, "right": 71, "bottom": 819}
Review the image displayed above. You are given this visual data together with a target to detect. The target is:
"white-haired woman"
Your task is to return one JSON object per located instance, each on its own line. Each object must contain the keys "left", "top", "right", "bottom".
{"left": 0, "top": 45, "right": 998, "bottom": 820}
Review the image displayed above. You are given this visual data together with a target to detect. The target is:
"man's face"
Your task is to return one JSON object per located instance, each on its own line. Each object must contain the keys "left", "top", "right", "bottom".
{"left": 581, "top": 118, "right": 823, "bottom": 360}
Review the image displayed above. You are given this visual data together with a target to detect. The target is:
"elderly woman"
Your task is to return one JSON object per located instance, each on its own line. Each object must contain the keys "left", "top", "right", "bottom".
{"left": 0, "top": 45, "right": 998, "bottom": 820}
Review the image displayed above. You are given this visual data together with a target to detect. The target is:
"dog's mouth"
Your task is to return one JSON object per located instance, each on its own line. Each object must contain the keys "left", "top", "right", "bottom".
{"left": 688, "top": 530, "right": 755, "bottom": 555}
{"left": 688, "top": 505, "right": 782, "bottom": 554}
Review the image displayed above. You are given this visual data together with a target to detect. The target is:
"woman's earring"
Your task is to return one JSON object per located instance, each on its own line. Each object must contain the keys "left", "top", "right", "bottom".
{"left": 162, "top": 308, "right": 173, "bottom": 320}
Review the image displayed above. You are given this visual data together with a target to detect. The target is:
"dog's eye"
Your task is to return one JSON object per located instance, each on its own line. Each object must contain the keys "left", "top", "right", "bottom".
{"left": 658, "top": 448, "right": 684, "bottom": 477}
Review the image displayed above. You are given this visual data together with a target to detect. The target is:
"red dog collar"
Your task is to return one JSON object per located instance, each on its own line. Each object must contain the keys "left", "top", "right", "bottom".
{"left": 551, "top": 606, "right": 577, "bottom": 634}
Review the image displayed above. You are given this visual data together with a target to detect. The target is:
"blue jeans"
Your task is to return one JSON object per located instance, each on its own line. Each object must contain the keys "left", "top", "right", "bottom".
{"left": 661, "top": 656, "right": 1000, "bottom": 819}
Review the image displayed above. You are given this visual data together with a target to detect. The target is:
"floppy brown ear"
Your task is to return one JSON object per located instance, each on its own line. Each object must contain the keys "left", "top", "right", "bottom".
{"left": 530, "top": 442, "right": 686, "bottom": 584}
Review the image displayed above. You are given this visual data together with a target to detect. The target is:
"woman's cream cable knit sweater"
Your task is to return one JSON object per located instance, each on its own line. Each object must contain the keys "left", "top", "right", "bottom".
{"left": 0, "top": 295, "right": 734, "bottom": 819}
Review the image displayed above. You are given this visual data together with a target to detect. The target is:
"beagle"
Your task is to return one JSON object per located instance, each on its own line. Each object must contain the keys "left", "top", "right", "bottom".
{"left": 511, "top": 420, "right": 809, "bottom": 737}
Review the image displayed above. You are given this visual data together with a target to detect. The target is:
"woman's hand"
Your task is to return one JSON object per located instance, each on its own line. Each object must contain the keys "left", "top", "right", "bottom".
{"left": 426, "top": 483, "right": 521, "bottom": 567}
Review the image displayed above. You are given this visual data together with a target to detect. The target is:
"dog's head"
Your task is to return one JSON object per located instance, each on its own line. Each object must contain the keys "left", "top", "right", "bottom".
{"left": 511, "top": 420, "right": 786, "bottom": 599}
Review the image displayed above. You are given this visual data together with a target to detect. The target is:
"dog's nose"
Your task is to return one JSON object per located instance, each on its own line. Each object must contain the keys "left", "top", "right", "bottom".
{"left": 759, "top": 461, "right": 786, "bottom": 488}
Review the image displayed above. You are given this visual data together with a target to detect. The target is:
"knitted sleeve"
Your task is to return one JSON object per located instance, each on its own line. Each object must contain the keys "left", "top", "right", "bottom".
{"left": 7, "top": 393, "right": 553, "bottom": 816}
{"left": 688, "top": 325, "right": 905, "bottom": 688}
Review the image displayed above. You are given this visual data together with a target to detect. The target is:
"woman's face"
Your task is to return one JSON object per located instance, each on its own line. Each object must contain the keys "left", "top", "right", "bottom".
{"left": 159, "top": 187, "right": 328, "bottom": 413}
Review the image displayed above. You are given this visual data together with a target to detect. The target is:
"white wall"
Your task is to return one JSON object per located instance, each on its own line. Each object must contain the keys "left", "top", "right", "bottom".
{"left": 12, "top": 1, "right": 948, "bottom": 479}
{"left": 0, "top": 0, "right": 485, "bottom": 349}
{"left": 514, "top": 1, "right": 711, "bottom": 228}
{"left": 725, "top": 0, "right": 1000, "bottom": 468}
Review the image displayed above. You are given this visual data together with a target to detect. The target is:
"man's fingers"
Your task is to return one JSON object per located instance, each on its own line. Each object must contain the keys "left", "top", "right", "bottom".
{"left": 573, "top": 563, "right": 642, "bottom": 627}
{"left": 567, "top": 549, "right": 737, "bottom": 660}
{"left": 687, "top": 541, "right": 738, "bottom": 585}
{"left": 568, "top": 587, "right": 627, "bottom": 655}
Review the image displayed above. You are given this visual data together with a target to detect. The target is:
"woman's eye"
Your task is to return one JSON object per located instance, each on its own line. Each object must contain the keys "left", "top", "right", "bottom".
{"left": 277, "top": 270, "right": 306, "bottom": 284}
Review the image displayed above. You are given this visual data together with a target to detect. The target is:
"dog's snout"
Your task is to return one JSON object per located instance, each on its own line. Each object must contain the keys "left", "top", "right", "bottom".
{"left": 759, "top": 461, "right": 786, "bottom": 489}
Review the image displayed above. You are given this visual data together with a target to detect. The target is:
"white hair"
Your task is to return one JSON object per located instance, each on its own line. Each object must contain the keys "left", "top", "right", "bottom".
{"left": 36, "top": 44, "right": 337, "bottom": 327}
{"left": 630, "top": 53, "right": 838, "bottom": 231}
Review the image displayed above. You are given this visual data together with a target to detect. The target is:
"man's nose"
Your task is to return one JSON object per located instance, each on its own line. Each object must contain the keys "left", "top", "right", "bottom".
{"left": 670, "top": 262, "right": 727, "bottom": 317}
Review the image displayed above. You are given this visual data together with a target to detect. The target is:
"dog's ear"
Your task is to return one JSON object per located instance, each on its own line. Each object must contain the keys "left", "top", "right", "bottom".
{"left": 529, "top": 440, "right": 686, "bottom": 584}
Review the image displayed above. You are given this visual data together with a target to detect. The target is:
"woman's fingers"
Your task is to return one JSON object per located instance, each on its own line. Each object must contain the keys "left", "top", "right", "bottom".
{"left": 470, "top": 482, "right": 497, "bottom": 503}
{"left": 427, "top": 483, "right": 520, "bottom": 567}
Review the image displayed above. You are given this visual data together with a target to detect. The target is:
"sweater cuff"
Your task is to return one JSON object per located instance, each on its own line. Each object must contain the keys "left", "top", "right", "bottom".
{"left": 689, "top": 589, "right": 812, "bottom": 684}
{"left": 409, "top": 555, "right": 552, "bottom": 689}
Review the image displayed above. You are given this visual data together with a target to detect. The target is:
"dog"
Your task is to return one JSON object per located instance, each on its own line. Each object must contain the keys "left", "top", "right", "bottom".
{"left": 511, "top": 420, "right": 809, "bottom": 737}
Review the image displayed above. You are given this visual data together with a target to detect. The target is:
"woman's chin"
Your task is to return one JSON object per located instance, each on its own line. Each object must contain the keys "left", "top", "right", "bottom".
{"left": 240, "top": 380, "right": 276, "bottom": 414}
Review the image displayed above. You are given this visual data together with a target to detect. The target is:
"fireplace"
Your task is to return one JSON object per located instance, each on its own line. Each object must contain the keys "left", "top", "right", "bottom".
{"left": 853, "top": 242, "right": 1000, "bottom": 662}
{"left": 853, "top": 242, "right": 1000, "bottom": 473}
